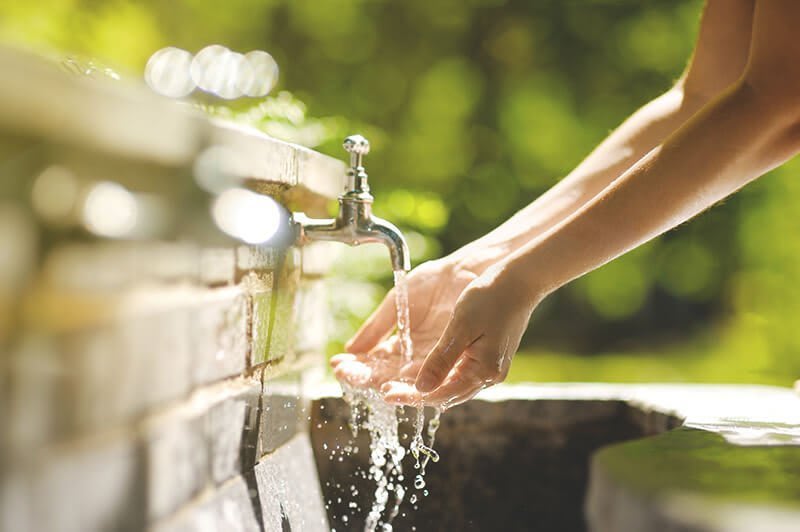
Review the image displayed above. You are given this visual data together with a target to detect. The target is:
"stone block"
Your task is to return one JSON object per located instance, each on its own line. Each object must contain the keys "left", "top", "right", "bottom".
{"left": 293, "top": 278, "right": 328, "bottom": 356}
{"left": 143, "top": 408, "right": 208, "bottom": 521}
{"left": 135, "top": 242, "right": 201, "bottom": 284}
{"left": 259, "top": 373, "right": 303, "bottom": 457}
{"left": 122, "top": 309, "right": 192, "bottom": 409}
{"left": 64, "top": 323, "right": 148, "bottom": 434}
{"left": 1, "top": 471, "right": 34, "bottom": 532}
{"left": 265, "top": 251, "right": 300, "bottom": 364}
{"left": 199, "top": 247, "right": 236, "bottom": 286}
{"left": 190, "top": 288, "right": 249, "bottom": 386}
{"left": 152, "top": 476, "right": 260, "bottom": 532}
{"left": 30, "top": 433, "right": 145, "bottom": 532}
{"left": 250, "top": 289, "right": 273, "bottom": 367}
{"left": 205, "top": 378, "right": 262, "bottom": 485}
{"left": 236, "top": 245, "right": 279, "bottom": 280}
{"left": 239, "top": 271, "right": 274, "bottom": 367}
{"left": 301, "top": 241, "right": 341, "bottom": 277}
{"left": 43, "top": 242, "right": 201, "bottom": 292}
{"left": 254, "top": 434, "right": 328, "bottom": 532}
{"left": 54, "top": 305, "right": 192, "bottom": 437}
{"left": 6, "top": 335, "right": 63, "bottom": 452}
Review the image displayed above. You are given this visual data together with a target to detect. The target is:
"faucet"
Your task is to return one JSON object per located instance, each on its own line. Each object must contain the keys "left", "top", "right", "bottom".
{"left": 292, "top": 134, "right": 411, "bottom": 272}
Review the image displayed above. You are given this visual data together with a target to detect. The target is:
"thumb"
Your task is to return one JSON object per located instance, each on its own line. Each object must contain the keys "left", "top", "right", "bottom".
{"left": 415, "top": 313, "right": 473, "bottom": 393}
{"left": 345, "top": 290, "right": 396, "bottom": 354}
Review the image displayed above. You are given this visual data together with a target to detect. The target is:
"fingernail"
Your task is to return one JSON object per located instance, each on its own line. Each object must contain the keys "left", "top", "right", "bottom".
{"left": 415, "top": 374, "right": 436, "bottom": 393}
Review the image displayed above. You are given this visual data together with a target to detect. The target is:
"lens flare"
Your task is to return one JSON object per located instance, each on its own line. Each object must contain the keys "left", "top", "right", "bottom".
{"left": 212, "top": 188, "right": 283, "bottom": 244}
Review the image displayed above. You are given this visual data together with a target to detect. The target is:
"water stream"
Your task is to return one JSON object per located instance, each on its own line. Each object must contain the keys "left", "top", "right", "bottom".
{"left": 393, "top": 270, "right": 413, "bottom": 364}
{"left": 339, "top": 269, "right": 443, "bottom": 532}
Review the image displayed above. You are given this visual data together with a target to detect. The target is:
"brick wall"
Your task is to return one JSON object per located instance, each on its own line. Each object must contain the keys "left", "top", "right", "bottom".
{"left": 1, "top": 239, "right": 332, "bottom": 532}
{"left": 0, "top": 47, "right": 349, "bottom": 532}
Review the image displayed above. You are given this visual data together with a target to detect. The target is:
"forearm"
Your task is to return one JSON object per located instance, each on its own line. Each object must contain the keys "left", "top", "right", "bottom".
{"left": 452, "top": 83, "right": 708, "bottom": 271}
{"left": 503, "top": 80, "right": 800, "bottom": 299}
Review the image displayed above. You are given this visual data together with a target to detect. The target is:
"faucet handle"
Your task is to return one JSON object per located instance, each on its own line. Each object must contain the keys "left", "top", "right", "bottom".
{"left": 343, "top": 134, "right": 370, "bottom": 165}
{"left": 343, "top": 134, "right": 370, "bottom": 195}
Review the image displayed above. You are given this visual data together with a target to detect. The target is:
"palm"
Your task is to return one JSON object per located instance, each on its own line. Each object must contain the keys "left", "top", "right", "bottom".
{"left": 331, "top": 260, "right": 478, "bottom": 390}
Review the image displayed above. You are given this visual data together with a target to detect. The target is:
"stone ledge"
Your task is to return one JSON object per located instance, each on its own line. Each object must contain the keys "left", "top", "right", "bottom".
{"left": 308, "top": 382, "right": 800, "bottom": 532}
{"left": 587, "top": 427, "right": 800, "bottom": 532}
{"left": 0, "top": 46, "right": 344, "bottom": 200}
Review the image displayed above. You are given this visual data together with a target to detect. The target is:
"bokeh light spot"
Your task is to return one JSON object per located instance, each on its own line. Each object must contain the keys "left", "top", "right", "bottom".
{"left": 144, "top": 47, "right": 196, "bottom": 98}
{"left": 238, "top": 50, "right": 279, "bottom": 97}
{"left": 82, "top": 182, "right": 139, "bottom": 238}
{"left": 212, "top": 188, "right": 283, "bottom": 244}
{"left": 583, "top": 257, "right": 649, "bottom": 320}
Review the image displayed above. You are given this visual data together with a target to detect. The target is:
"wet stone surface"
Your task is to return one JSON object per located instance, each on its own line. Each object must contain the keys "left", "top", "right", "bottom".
{"left": 255, "top": 434, "right": 329, "bottom": 532}
{"left": 143, "top": 408, "right": 208, "bottom": 521}
{"left": 152, "top": 476, "right": 260, "bottom": 532}
{"left": 204, "top": 379, "right": 262, "bottom": 484}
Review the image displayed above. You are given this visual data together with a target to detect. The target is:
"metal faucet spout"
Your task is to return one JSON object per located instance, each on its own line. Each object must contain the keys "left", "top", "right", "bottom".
{"left": 292, "top": 135, "right": 411, "bottom": 272}
{"left": 368, "top": 216, "right": 411, "bottom": 272}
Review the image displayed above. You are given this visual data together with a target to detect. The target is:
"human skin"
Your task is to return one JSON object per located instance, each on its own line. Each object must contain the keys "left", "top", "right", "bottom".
{"left": 334, "top": 0, "right": 800, "bottom": 407}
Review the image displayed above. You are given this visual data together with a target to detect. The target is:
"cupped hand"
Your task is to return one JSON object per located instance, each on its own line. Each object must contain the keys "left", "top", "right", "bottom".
{"left": 381, "top": 262, "right": 540, "bottom": 409}
{"left": 331, "top": 258, "right": 480, "bottom": 393}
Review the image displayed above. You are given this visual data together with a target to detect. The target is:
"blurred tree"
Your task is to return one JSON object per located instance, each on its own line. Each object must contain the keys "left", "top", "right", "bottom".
{"left": 3, "top": 0, "right": 798, "bottom": 385}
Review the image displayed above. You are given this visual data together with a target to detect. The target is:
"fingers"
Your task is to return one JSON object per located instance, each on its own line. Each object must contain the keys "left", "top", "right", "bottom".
{"left": 383, "top": 365, "right": 484, "bottom": 407}
{"left": 332, "top": 337, "right": 407, "bottom": 389}
{"left": 330, "top": 353, "right": 356, "bottom": 369}
{"left": 345, "top": 291, "right": 396, "bottom": 354}
{"left": 398, "top": 340, "right": 502, "bottom": 407}
{"left": 415, "top": 314, "right": 475, "bottom": 393}
{"left": 421, "top": 371, "right": 485, "bottom": 408}
{"left": 381, "top": 381, "right": 422, "bottom": 405}
{"left": 332, "top": 355, "right": 373, "bottom": 387}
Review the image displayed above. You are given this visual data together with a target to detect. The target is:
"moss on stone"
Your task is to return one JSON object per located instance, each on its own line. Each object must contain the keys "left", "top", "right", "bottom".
{"left": 596, "top": 427, "right": 800, "bottom": 507}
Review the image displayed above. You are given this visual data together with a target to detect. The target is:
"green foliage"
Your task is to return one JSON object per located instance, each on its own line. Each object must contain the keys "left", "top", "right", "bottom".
{"left": 5, "top": 0, "right": 799, "bottom": 385}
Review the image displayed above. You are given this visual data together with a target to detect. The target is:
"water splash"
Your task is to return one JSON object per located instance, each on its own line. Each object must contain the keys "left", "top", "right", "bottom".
{"left": 342, "top": 384, "right": 406, "bottom": 532}
{"left": 340, "top": 268, "right": 444, "bottom": 531}
{"left": 409, "top": 407, "right": 441, "bottom": 492}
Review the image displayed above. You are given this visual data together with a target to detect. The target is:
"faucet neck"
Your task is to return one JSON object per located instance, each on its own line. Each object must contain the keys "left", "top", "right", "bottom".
{"left": 345, "top": 165, "right": 370, "bottom": 196}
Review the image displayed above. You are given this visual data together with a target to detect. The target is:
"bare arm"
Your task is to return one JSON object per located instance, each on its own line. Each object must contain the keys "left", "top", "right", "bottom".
{"left": 456, "top": 0, "right": 755, "bottom": 271}
{"left": 408, "top": 0, "right": 800, "bottom": 404}
{"left": 503, "top": 2, "right": 800, "bottom": 301}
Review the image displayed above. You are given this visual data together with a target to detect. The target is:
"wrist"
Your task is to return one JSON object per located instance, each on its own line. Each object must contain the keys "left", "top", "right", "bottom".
{"left": 447, "top": 240, "right": 511, "bottom": 275}
{"left": 490, "top": 254, "right": 551, "bottom": 309}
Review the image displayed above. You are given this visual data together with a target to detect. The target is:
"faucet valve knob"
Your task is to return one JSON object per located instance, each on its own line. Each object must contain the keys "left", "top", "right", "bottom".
{"left": 344, "top": 134, "right": 370, "bottom": 167}
{"left": 343, "top": 134, "right": 371, "bottom": 195}
{"left": 344, "top": 134, "right": 370, "bottom": 155}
